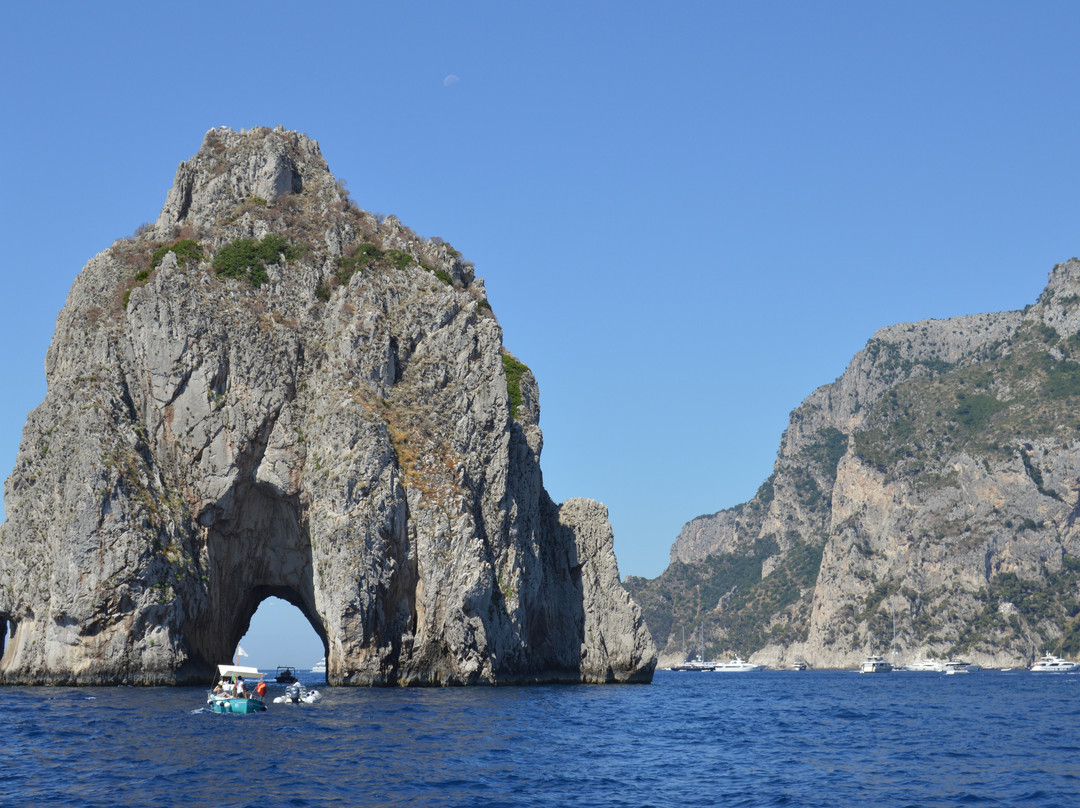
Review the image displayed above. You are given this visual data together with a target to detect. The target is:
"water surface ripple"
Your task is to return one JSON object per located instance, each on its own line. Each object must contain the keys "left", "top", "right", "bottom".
{"left": 2, "top": 669, "right": 1077, "bottom": 807}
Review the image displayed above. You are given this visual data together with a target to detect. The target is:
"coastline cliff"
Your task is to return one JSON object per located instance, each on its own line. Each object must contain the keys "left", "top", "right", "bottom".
{"left": 629, "top": 261, "right": 1080, "bottom": 669}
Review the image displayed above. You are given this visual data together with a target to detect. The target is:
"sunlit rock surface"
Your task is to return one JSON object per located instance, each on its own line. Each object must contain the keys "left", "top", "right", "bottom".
{"left": 0, "top": 127, "right": 656, "bottom": 685}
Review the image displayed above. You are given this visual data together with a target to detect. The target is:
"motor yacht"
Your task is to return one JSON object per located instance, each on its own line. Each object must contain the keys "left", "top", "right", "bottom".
{"left": 859, "top": 655, "right": 893, "bottom": 673}
{"left": 943, "top": 659, "right": 981, "bottom": 674}
{"left": 1030, "top": 653, "right": 1079, "bottom": 673}
{"left": 713, "top": 656, "right": 762, "bottom": 672}
{"left": 903, "top": 659, "right": 945, "bottom": 672}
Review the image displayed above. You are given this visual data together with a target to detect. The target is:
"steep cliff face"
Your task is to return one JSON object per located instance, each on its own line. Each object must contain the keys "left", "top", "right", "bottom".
{"left": 630, "top": 261, "right": 1080, "bottom": 669}
{"left": 0, "top": 127, "right": 655, "bottom": 685}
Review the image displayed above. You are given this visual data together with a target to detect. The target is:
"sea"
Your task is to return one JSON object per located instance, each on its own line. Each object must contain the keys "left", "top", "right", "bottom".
{"left": 2, "top": 667, "right": 1077, "bottom": 808}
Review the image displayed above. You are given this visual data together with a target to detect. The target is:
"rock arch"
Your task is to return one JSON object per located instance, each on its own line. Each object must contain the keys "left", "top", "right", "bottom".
{"left": 0, "top": 127, "right": 656, "bottom": 686}
{"left": 230, "top": 586, "right": 328, "bottom": 669}
{"left": 191, "top": 488, "right": 328, "bottom": 673}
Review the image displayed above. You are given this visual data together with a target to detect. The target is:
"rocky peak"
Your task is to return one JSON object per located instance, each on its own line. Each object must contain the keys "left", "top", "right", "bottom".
{"left": 0, "top": 128, "right": 655, "bottom": 686}
{"left": 1043, "top": 256, "right": 1080, "bottom": 296}
{"left": 156, "top": 126, "right": 330, "bottom": 230}
{"left": 1030, "top": 258, "right": 1080, "bottom": 340}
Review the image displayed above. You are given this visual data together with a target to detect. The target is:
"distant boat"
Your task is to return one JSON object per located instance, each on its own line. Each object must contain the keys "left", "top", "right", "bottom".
{"left": 859, "top": 655, "right": 893, "bottom": 673}
{"left": 904, "top": 659, "right": 945, "bottom": 672}
{"left": 670, "top": 626, "right": 715, "bottom": 670}
{"left": 312, "top": 657, "right": 326, "bottom": 674}
{"left": 1030, "top": 653, "right": 1079, "bottom": 673}
{"left": 712, "top": 656, "right": 762, "bottom": 672}
{"left": 790, "top": 660, "right": 808, "bottom": 671}
{"left": 943, "top": 659, "right": 981, "bottom": 674}
{"left": 274, "top": 666, "right": 298, "bottom": 683}
{"left": 670, "top": 660, "right": 715, "bottom": 671}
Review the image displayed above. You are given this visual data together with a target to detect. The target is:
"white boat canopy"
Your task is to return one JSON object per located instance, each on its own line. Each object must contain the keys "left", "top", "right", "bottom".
{"left": 216, "top": 665, "right": 265, "bottom": 679}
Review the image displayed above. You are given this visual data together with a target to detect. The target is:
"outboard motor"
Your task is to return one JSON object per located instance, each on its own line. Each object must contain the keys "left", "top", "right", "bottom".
{"left": 286, "top": 682, "right": 302, "bottom": 703}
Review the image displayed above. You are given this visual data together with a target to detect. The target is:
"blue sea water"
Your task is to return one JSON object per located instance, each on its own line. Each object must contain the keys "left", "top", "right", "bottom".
{"left": 2, "top": 668, "right": 1078, "bottom": 808}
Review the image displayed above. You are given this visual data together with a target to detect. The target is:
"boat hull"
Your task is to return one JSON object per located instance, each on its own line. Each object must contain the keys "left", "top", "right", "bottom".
{"left": 273, "top": 692, "right": 322, "bottom": 705}
{"left": 713, "top": 664, "right": 762, "bottom": 672}
{"left": 670, "top": 663, "right": 715, "bottom": 671}
{"left": 1031, "top": 663, "right": 1079, "bottom": 673}
{"left": 208, "top": 696, "right": 266, "bottom": 714}
{"left": 903, "top": 661, "right": 945, "bottom": 672}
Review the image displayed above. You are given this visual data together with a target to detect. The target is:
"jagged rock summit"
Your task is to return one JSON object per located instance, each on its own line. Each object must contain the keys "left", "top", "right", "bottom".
{"left": 0, "top": 126, "right": 656, "bottom": 685}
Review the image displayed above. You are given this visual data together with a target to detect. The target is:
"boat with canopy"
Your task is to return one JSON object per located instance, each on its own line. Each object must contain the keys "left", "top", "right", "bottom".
{"left": 206, "top": 664, "right": 268, "bottom": 714}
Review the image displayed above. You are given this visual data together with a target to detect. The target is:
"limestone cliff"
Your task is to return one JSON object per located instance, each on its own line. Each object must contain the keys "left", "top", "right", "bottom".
{"left": 0, "top": 126, "right": 656, "bottom": 685}
{"left": 629, "top": 261, "right": 1080, "bottom": 669}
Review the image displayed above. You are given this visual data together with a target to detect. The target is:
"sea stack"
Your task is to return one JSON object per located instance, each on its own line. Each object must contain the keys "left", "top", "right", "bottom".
{"left": 0, "top": 126, "right": 656, "bottom": 685}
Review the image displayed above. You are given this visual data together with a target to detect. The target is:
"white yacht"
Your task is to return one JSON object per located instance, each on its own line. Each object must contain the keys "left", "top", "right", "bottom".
{"left": 943, "top": 659, "right": 981, "bottom": 674}
{"left": 903, "top": 659, "right": 945, "bottom": 672}
{"left": 712, "top": 656, "right": 762, "bottom": 672}
{"left": 859, "top": 655, "right": 893, "bottom": 673}
{"left": 311, "top": 656, "right": 327, "bottom": 674}
{"left": 1030, "top": 653, "right": 1079, "bottom": 673}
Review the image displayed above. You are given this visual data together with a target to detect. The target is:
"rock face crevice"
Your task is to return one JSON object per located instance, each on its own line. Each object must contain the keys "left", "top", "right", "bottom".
{"left": 0, "top": 126, "right": 656, "bottom": 685}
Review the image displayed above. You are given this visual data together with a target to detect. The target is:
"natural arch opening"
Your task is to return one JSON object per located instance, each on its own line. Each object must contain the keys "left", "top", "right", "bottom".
{"left": 183, "top": 483, "right": 328, "bottom": 681}
{"left": 236, "top": 594, "right": 327, "bottom": 678}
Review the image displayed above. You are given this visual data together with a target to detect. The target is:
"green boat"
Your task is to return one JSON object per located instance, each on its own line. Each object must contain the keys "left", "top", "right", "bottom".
{"left": 206, "top": 664, "right": 267, "bottom": 714}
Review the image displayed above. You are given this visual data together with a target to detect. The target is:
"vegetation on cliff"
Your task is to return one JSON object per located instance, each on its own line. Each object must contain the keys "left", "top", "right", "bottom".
{"left": 850, "top": 319, "right": 1080, "bottom": 478}
{"left": 212, "top": 234, "right": 304, "bottom": 287}
{"left": 626, "top": 538, "right": 823, "bottom": 659}
{"left": 501, "top": 352, "right": 530, "bottom": 420}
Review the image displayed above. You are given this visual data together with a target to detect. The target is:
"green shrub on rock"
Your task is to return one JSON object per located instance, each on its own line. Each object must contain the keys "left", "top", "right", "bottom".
{"left": 150, "top": 239, "right": 203, "bottom": 270}
{"left": 334, "top": 243, "right": 418, "bottom": 289}
{"left": 502, "top": 353, "right": 529, "bottom": 419}
{"left": 213, "top": 234, "right": 300, "bottom": 287}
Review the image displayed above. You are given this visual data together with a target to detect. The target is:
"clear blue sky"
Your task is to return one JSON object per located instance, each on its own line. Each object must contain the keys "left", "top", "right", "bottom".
{"left": 3, "top": 2, "right": 1079, "bottom": 668}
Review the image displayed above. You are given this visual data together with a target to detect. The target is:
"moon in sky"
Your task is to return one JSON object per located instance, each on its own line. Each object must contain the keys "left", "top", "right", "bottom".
{"left": 443, "top": 74, "right": 460, "bottom": 87}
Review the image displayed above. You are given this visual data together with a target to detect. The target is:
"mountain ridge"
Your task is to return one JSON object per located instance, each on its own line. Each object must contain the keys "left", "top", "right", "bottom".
{"left": 629, "top": 259, "right": 1080, "bottom": 669}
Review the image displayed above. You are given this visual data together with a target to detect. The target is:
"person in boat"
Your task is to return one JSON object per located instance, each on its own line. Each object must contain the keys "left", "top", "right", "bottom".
{"left": 212, "top": 680, "right": 224, "bottom": 695}
{"left": 254, "top": 680, "right": 267, "bottom": 700}
{"left": 235, "top": 676, "right": 246, "bottom": 698}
